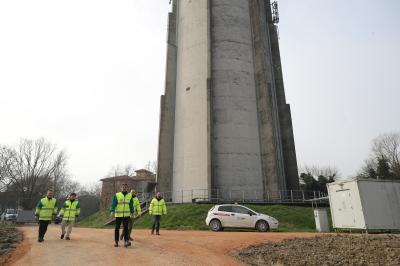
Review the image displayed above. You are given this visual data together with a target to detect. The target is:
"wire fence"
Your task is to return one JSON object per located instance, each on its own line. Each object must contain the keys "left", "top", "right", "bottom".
{"left": 138, "top": 189, "right": 328, "bottom": 205}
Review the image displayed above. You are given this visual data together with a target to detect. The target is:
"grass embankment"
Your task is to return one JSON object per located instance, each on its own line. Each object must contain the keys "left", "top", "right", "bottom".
{"left": 78, "top": 204, "right": 330, "bottom": 232}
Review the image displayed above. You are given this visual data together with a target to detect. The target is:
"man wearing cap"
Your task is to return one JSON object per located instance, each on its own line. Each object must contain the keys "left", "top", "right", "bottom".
{"left": 110, "top": 183, "right": 134, "bottom": 247}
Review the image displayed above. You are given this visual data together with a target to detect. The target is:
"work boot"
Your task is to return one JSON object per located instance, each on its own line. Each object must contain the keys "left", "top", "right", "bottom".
{"left": 66, "top": 237, "right": 70, "bottom": 240}
{"left": 114, "top": 242, "right": 119, "bottom": 247}
{"left": 124, "top": 241, "right": 131, "bottom": 248}
{"left": 151, "top": 230, "right": 154, "bottom": 235}
{"left": 38, "top": 238, "right": 43, "bottom": 243}
{"left": 156, "top": 232, "right": 160, "bottom": 236}
{"left": 61, "top": 234, "right": 65, "bottom": 239}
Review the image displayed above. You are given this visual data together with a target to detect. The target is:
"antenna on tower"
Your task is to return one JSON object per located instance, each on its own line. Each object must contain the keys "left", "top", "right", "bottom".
{"left": 271, "top": 1, "right": 279, "bottom": 24}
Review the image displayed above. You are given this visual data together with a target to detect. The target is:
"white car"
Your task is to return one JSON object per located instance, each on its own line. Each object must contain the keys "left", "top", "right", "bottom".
{"left": 205, "top": 204, "right": 279, "bottom": 232}
{"left": 5, "top": 209, "right": 18, "bottom": 222}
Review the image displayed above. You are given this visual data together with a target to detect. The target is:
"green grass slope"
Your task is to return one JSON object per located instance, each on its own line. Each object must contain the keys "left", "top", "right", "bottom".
{"left": 78, "top": 204, "right": 330, "bottom": 232}
{"left": 77, "top": 209, "right": 111, "bottom": 228}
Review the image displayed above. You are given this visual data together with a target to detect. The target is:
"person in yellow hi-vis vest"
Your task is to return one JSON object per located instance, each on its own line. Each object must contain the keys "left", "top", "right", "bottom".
{"left": 120, "top": 189, "right": 141, "bottom": 241}
{"left": 149, "top": 192, "right": 167, "bottom": 235}
{"left": 35, "top": 190, "right": 58, "bottom": 242}
{"left": 110, "top": 183, "right": 134, "bottom": 248}
{"left": 58, "top": 192, "right": 80, "bottom": 240}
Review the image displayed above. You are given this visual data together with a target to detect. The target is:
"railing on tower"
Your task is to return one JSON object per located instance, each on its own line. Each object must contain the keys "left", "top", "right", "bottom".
{"left": 139, "top": 189, "right": 328, "bottom": 205}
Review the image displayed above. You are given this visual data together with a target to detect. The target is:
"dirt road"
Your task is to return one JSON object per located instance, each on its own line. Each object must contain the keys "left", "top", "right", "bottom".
{"left": 5, "top": 226, "right": 318, "bottom": 266}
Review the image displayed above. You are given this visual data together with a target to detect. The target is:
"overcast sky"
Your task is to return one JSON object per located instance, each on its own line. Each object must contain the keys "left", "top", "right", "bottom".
{"left": 0, "top": 0, "right": 399, "bottom": 185}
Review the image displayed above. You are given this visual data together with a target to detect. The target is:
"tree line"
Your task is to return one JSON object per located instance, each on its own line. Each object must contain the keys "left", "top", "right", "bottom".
{"left": 299, "top": 132, "right": 400, "bottom": 193}
{"left": 358, "top": 133, "right": 400, "bottom": 180}
{"left": 1, "top": 132, "right": 398, "bottom": 211}
{"left": 0, "top": 138, "right": 100, "bottom": 218}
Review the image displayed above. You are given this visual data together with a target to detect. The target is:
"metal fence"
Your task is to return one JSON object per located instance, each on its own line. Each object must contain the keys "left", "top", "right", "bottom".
{"left": 138, "top": 189, "right": 328, "bottom": 205}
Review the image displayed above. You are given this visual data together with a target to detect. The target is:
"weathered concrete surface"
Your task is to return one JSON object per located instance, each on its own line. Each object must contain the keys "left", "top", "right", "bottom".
{"left": 172, "top": 0, "right": 211, "bottom": 201}
{"left": 265, "top": 0, "right": 300, "bottom": 190}
{"left": 6, "top": 226, "right": 320, "bottom": 266}
{"left": 157, "top": 0, "right": 299, "bottom": 202}
{"left": 211, "top": 0, "right": 264, "bottom": 197}
{"left": 249, "top": 0, "right": 283, "bottom": 193}
{"left": 157, "top": 3, "right": 178, "bottom": 199}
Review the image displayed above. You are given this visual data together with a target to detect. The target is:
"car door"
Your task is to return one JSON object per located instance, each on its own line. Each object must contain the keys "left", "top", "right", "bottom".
{"left": 231, "top": 206, "right": 254, "bottom": 228}
{"left": 217, "top": 205, "right": 235, "bottom": 227}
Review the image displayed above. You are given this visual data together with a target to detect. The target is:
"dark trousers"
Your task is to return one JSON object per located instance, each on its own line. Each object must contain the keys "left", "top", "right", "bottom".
{"left": 38, "top": 220, "right": 50, "bottom": 239}
{"left": 152, "top": 215, "right": 161, "bottom": 233}
{"left": 115, "top": 217, "right": 130, "bottom": 243}
{"left": 128, "top": 217, "right": 134, "bottom": 237}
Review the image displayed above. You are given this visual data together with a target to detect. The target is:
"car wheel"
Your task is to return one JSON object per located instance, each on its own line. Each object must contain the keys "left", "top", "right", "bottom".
{"left": 256, "top": 220, "right": 269, "bottom": 232}
{"left": 209, "top": 219, "right": 222, "bottom": 232}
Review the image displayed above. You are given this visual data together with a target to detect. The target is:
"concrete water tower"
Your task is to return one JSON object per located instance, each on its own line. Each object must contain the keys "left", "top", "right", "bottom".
{"left": 157, "top": 0, "right": 299, "bottom": 202}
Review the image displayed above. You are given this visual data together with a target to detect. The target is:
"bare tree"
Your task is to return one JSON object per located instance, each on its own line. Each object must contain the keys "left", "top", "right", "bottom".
{"left": 0, "top": 147, "right": 13, "bottom": 192}
{"left": 58, "top": 178, "right": 81, "bottom": 199}
{"left": 0, "top": 138, "right": 70, "bottom": 209}
{"left": 144, "top": 160, "right": 157, "bottom": 174}
{"left": 372, "top": 133, "right": 400, "bottom": 177}
{"left": 358, "top": 157, "right": 378, "bottom": 179}
{"left": 107, "top": 164, "right": 136, "bottom": 177}
{"left": 301, "top": 165, "right": 340, "bottom": 181}
{"left": 358, "top": 133, "right": 400, "bottom": 179}
{"left": 299, "top": 165, "right": 339, "bottom": 193}
{"left": 123, "top": 164, "right": 135, "bottom": 176}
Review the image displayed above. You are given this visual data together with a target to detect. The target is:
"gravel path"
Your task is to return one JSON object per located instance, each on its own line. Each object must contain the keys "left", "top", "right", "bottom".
{"left": 5, "top": 226, "right": 319, "bottom": 266}
{"left": 235, "top": 234, "right": 400, "bottom": 266}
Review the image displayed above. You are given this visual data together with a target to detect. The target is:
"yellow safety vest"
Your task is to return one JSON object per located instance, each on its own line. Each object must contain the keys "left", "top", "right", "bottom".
{"left": 149, "top": 198, "right": 167, "bottom": 216}
{"left": 115, "top": 192, "right": 132, "bottom": 217}
{"left": 133, "top": 196, "right": 142, "bottom": 216}
{"left": 59, "top": 200, "right": 80, "bottom": 221}
{"left": 36, "top": 197, "right": 57, "bottom": 221}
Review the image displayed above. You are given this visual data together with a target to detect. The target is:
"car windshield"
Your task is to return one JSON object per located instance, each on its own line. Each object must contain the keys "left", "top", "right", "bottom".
{"left": 7, "top": 209, "right": 16, "bottom": 214}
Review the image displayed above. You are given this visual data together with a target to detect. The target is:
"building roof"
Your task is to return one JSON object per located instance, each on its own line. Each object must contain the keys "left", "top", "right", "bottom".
{"left": 135, "top": 169, "right": 154, "bottom": 174}
{"left": 100, "top": 175, "right": 134, "bottom": 182}
{"left": 100, "top": 172, "right": 156, "bottom": 182}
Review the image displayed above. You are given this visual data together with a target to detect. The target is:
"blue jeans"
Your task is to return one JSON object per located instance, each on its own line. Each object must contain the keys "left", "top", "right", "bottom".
{"left": 152, "top": 215, "right": 161, "bottom": 233}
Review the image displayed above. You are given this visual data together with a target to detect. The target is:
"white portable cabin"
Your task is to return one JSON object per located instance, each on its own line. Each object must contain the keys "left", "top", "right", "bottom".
{"left": 327, "top": 179, "right": 400, "bottom": 230}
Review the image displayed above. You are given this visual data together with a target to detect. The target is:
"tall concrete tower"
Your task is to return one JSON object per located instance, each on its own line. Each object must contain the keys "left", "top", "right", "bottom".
{"left": 157, "top": 0, "right": 299, "bottom": 202}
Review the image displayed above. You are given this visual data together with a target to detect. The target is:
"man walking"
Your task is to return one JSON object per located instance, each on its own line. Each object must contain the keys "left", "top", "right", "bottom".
{"left": 110, "top": 183, "right": 134, "bottom": 247}
{"left": 149, "top": 192, "right": 167, "bottom": 235}
{"left": 35, "top": 190, "right": 58, "bottom": 242}
{"left": 120, "top": 189, "right": 142, "bottom": 241}
{"left": 58, "top": 192, "right": 80, "bottom": 240}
